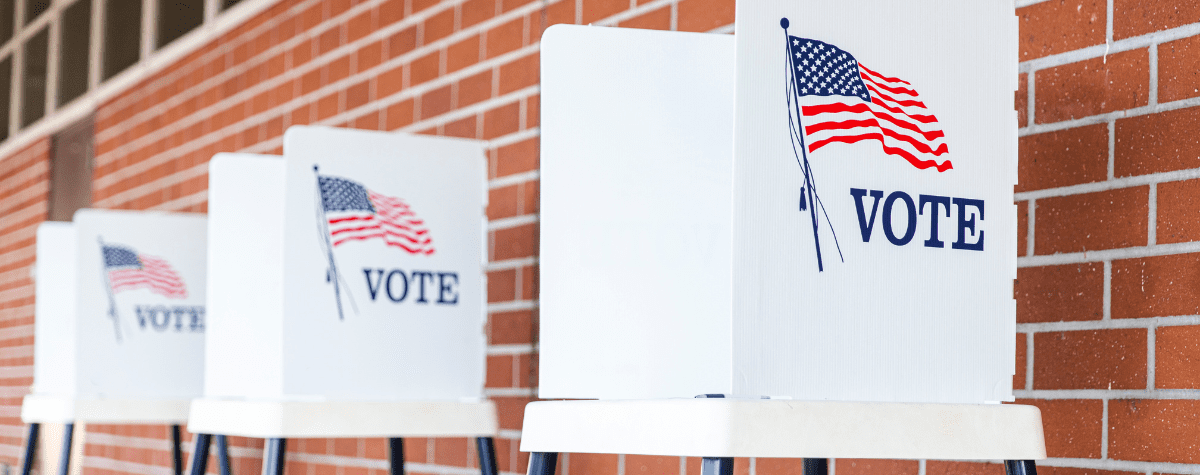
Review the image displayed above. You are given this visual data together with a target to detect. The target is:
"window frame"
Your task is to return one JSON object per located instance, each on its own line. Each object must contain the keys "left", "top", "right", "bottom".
{"left": 0, "top": 0, "right": 279, "bottom": 160}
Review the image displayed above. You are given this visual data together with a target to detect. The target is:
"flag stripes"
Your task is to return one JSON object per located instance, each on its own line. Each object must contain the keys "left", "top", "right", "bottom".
{"left": 103, "top": 247, "right": 188, "bottom": 298}
{"left": 318, "top": 175, "right": 435, "bottom": 255}
{"left": 788, "top": 36, "right": 952, "bottom": 172}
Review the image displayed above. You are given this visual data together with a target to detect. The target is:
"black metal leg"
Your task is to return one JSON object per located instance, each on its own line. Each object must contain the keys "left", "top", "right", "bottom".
{"left": 216, "top": 435, "right": 231, "bottom": 475}
{"left": 172, "top": 425, "right": 183, "bottom": 475}
{"left": 19, "top": 423, "right": 39, "bottom": 475}
{"left": 802, "top": 459, "right": 827, "bottom": 475}
{"left": 526, "top": 452, "right": 557, "bottom": 475}
{"left": 700, "top": 458, "right": 732, "bottom": 475}
{"left": 189, "top": 434, "right": 212, "bottom": 475}
{"left": 262, "top": 438, "right": 286, "bottom": 475}
{"left": 475, "top": 437, "right": 498, "bottom": 475}
{"left": 1004, "top": 460, "right": 1037, "bottom": 475}
{"left": 388, "top": 438, "right": 404, "bottom": 475}
{"left": 58, "top": 423, "right": 74, "bottom": 475}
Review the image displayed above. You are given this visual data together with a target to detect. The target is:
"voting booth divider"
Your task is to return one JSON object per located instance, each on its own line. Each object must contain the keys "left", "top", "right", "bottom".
{"left": 189, "top": 126, "right": 497, "bottom": 475}
{"left": 22, "top": 210, "right": 216, "bottom": 475}
{"left": 523, "top": 1, "right": 1043, "bottom": 474}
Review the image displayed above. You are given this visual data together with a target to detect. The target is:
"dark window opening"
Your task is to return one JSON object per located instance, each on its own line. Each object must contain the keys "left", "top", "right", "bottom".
{"left": 23, "top": 0, "right": 47, "bottom": 24}
{"left": 58, "top": 0, "right": 90, "bottom": 106}
{"left": 0, "top": 0, "right": 13, "bottom": 44}
{"left": 103, "top": 0, "right": 141, "bottom": 79}
{"left": 157, "top": 0, "right": 203, "bottom": 48}
{"left": 48, "top": 115, "right": 94, "bottom": 222}
{"left": 0, "top": 57, "right": 12, "bottom": 142}
{"left": 221, "top": 0, "right": 240, "bottom": 10}
{"left": 21, "top": 27, "right": 47, "bottom": 127}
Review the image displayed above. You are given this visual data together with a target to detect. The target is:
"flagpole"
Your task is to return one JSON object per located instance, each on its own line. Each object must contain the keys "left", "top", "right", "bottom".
{"left": 96, "top": 237, "right": 122, "bottom": 342}
{"left": 313, "top": 165, "right": 345, "bottom": 320}
{"left": 782, "top": 18, "right": 825, "bottom": 272}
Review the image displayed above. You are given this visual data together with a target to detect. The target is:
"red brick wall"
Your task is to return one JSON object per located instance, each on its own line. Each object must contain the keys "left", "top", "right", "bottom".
{"left": 0, "top": 0, "right": 1196, "bottom": 474}
{"left": 0, "top": 140, "right": 48, "bottom": 463}
{"left": 1015, "top": 0, "right": 1200, "bottom": 474}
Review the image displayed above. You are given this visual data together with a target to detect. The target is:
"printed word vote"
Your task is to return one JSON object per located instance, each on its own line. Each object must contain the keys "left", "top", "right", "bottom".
{"left": 362, "top": 269, "right": 460, "bottom": 305}
{"left": 135, "top": 306, "right": 205, "bottom": 332}
{"left": 850, "top": 188, "right": 984, "bottom": 251}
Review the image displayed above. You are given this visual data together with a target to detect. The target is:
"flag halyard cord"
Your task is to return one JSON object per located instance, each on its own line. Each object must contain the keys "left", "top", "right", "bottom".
{"left": 781, "top": 18, "right": 843, "bottom": 272}
{"left": 313, "top": 165, "right": 347, "bottom": 320}
{"left": 96, "top": 236, "right": 122, "bottom": 342}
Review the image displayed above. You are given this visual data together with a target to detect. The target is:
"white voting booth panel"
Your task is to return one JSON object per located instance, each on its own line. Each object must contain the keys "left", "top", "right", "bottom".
{"left": 25, "top": 210, "right": 207, "bottom": 423}
{"left": 541, "top": 1, "right": 1018, "bottom": 404}
{"left": 196, "top": 128, "right": 493, "bottom": 437}
{"left": 540, "top": 26, "right": 735, "bottom": 400}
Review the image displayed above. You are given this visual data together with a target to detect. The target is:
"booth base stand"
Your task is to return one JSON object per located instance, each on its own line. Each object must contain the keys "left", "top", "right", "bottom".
{"left": 189, "top": 399, "right": 501, "bottom": 475}
{"left": 18, "top": 395, "right": 228, "bottom": 475}
{"left": 520, "top": 399, "right": 1047, "bottom": 475}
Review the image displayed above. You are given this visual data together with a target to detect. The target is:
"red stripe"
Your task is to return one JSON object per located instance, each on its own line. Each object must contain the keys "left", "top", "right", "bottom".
{"left": 868, "top": 109, "right": 945, "bottom": 141}
{"left": 864, "top": 83, "right": 927, "bottom": 109}
{"left": 808, "top": 132, "right": 953, "bottom": 172}
{"left": 865, "top": 99, "right": 939, "bottom": 124}
{"left": 327, "top": 189, "right": 436, "bottom": 254}
{"left": 332, "top": 228, "right": 432, "bottom": 246}
{"left": 328, "top": 214, "right": 378, "bottom": 225}
{"left": 330, "top": 221, "right": 429, "bottom": 240}
{"left": 803, "top": 103, "right": 945, "bottom": 141}
{"left": 111, "top": 279, "right": 186, "bottom": 293}
{"left": 110, "top": 273, "right": 186, "bottom": 291}
{"left": 859, "top": 63, "right": 911, "bottom": 86}
{"left": 802, "top": 102, "right": 938, "bottom": 125}
{"left": 806, "top": 118, "right": 948, "bottom": 156}
{"left": 332, "top": 233, "right": 436, "bottom": 254}
{"left": 109, "top": 275, "right": 188, "bottom": 298}
{"left": 859, "top": 72, "right": 919, "bottom": 97}
{"left": 110, "top": 268, "right": 184, "bottom": 285}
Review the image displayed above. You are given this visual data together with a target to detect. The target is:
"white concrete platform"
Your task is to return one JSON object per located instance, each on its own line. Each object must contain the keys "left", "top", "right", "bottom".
{"left": 187, "top": 398, "right": 498, "bottom": 438}
{"left": 21, "top": 394, "right": 191, "bottom": 424}
{"left": 520, "top": 399, "right": 1046, "bottom": 460}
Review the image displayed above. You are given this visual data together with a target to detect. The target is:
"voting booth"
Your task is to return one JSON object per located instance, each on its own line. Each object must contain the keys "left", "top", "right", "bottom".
{"left": 188, "top": 126, "right": 497, "bottom": 475}
{"left": 523, "top": 0, "right": 1043, "bottom": 474}
{"left": 22, "top": 210, "right": 208, "bottom": 475}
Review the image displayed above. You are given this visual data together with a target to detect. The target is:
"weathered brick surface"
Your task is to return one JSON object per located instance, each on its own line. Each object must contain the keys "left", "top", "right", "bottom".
{"left": 835, "top": 460, "right": 918, "bottom": 475}
{"left": 1015, "top": 263, "right": 1104, "bottom": 323}
{"left": 1018, "top": 0, "right": 1106, "bottom": 61}
{"left": 1155, "top": 325, "right": 1200, "bottom": 389}
{"left": 1017, "top": 72, "right": 1028, "bottom": 127}
{"left": 1034, "top": 329, "right": 1147, "bottom": 390}
{"left": 1035, "top": 187, "right": 1149, "bottom": 254}
{"left": 1035, "top": 49, "right": 1149, "bottom": 123}
{"left": 624, "top": 455, "right": 679, "bottom": 475}
{"left": 1155, "top": 178, "right": 1200, "bottom": 244}
{"left": 925, "top": 461, "right": 1004, "bottom": 475}
{"left": 1016, "top": 399, "right": 1104, "bottom": 458}
{"left": 1111, "top": 254, "right": 1200, "bottom": 319}
{"left": 1114, "top": 0, "right": 1200, "bottom": 39}
{"left": 1017, "top": 125, "right": 1108, "bottom": 193}
{"left": 1158, "top": 35, "right": 1200, "bottom": 103}
{"left": 1015, "top": 333, "right": 1027, "bottom": 390}
{"left": 1115, "top": 105, "right": 1200, "bottom": 177}
{"left": 1109, "top": 399, "right": 1200, "bottom": 463}
{"left": 1017, "top": 200, "right": 1028, "bottom": 256}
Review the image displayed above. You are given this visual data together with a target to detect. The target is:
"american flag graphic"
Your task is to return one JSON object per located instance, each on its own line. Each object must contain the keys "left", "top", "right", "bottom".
{"left": 317, "top": 174, "right": 435, "bottom": 255}
{"left": 787, "top": 36, "right": 952, "bottom": 172}
{"left": 101, "top": 245, "right": 188, "bottom": 298}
